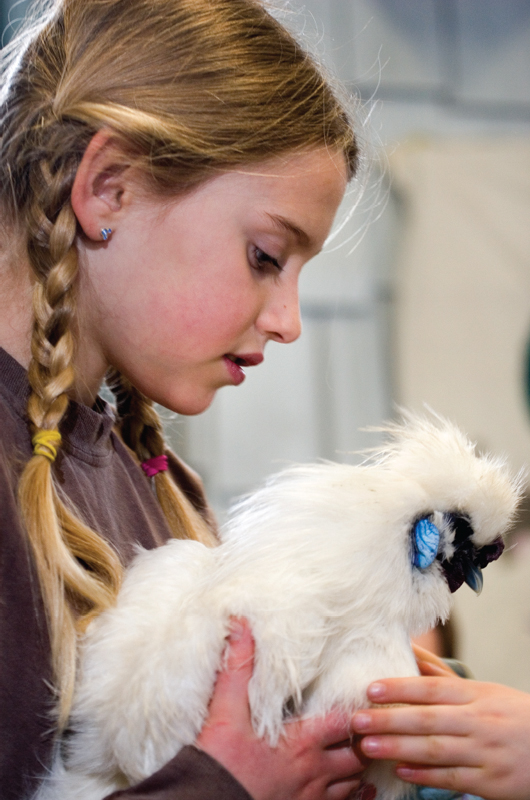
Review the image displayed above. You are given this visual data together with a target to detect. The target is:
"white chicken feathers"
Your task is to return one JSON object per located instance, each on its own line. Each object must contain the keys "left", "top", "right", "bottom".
{"left": 36, "top": 416, "right": 521, "bottom": 800}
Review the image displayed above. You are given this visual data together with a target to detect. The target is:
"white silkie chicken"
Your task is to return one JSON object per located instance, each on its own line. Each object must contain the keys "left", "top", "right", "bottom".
{"left": 37, "top": 417, "right": 520, "bottom": 800}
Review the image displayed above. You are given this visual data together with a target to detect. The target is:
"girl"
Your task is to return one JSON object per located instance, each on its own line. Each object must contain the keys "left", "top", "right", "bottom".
{"left": 0, "top": 0, "right": 365, "bottom": 798}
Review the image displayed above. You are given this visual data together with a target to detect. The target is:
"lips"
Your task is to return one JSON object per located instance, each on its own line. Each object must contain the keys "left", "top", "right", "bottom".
{"left": 223, "top": 353, "right": 264, "bottom": 385}
{"left": 226, "top": 353, "right": 264, "bottom": 367}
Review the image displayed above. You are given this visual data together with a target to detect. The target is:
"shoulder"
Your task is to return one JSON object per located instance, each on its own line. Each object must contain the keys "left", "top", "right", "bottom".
{"left": 0, "top": 381, "right": 33, "bottom": 551}
{"left": 0, "top": 402, "right": 31, "bottom": 505}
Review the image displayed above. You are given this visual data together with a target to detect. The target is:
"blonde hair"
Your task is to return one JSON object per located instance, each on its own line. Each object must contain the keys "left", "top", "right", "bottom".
{"left": 0, "top": 0, "right": 358, "bottom": 724}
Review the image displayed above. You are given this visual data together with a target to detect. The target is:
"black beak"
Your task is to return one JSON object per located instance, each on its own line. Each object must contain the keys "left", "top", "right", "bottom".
{"left": 464, "top": 560, "right": 483, "bottom": 595}
{"left": 465, "top": 564, "right": 484, "bottom": 594}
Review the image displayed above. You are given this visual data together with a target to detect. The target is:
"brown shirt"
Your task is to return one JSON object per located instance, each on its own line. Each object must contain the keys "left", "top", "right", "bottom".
{"left": 0, "top": 348, "right": 251, "bottom": 800}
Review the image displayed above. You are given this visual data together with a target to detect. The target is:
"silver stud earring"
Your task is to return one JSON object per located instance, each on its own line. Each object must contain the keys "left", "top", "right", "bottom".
{"left": 101, "top": 227, "right": 112, "bottom": 241}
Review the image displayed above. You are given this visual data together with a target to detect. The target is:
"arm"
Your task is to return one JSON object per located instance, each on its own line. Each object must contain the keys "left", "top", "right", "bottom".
{"left": 351, "top": 675, "right": 530, "bottom": 800}
{"left": 107, "top": 620, "right": 365, "bottom": 800}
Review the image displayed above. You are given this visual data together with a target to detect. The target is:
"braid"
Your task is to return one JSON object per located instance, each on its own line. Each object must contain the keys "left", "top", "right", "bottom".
{"left": 26, "top": 157, "right": 78, "bottom": 430}
{"left": 17, "top": 151, "right": 122, "bottom": 727}
{"left": 106, "top": 368, "right": 217, "bottom": 548}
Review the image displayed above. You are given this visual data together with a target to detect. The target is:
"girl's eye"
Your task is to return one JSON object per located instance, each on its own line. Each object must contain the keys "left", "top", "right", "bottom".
{"left": 251, "top": 246, "right": 283, "bottom": 274}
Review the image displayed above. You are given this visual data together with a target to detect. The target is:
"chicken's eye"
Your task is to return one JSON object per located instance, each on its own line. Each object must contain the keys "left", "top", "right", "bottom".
{"left": 444, "top": 513, "right": 474, "bottom": 545}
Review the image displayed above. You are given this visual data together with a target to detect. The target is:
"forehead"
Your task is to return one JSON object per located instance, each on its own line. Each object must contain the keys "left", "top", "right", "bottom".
{"left": 231, "top": 148, "right": 347, "bottom": 202}
{"left": 211, "top": 148, "right": 348, "bottom": 251}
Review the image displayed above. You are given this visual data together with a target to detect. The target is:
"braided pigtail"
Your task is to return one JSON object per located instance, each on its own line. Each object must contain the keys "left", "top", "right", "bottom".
{"left": 106, "top": 369, "right": 217, "bottom": 548}
{"left": 17, "top": 150, "right": 122, "bottom": 726}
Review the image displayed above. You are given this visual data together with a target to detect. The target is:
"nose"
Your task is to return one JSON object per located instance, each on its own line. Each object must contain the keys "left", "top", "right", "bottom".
{"left": 257, "top": 279, "right": 302, "bottom": 344}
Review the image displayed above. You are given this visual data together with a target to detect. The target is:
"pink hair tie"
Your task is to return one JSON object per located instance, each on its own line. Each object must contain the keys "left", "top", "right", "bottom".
{"left": 141, "top": 454, "right": 169, "bottom": 478}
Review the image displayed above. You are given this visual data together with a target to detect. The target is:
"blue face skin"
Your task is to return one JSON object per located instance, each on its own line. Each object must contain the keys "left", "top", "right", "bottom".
{"left": 411, "top": 513, "right": 504, "bottom": 593}
{"left": 412, "top": 518, "right": 440, "bottom": 570}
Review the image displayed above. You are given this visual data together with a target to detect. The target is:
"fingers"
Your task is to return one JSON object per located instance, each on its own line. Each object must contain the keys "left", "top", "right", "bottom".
{"left": 326, "top": 777, "right": 363, "bottom": 800}
{"left": 396, "top": 764, "right": 479, "bottom": 794}
{"left": 353, "top": 703, "right": 472, "bottom": 737}
{"left": 281, "top": 715, "right": 366, "bottom": 796}
{"left": 417, "top": 660, "right": 455, "bottom": 678}
{"left": 308, "top": 710, "right": 355, "bottom": 750}
{"left": 223, "top": 617, "right": 254, "bottom": 673}
{"left": 364, "top": 676, "right": 472, "bottom": 706}
{"left": 205, "top": 617, "right": 254, "bottom": 725}
{"left": 320, "top": 730, "right": 367, "bottom": 799}
{"left": 323, "top": 739, "right": 368, "bottom": 775}
{"left": 294, "top": 709, "right": 368, "bottom": 769}
{"left": 412, "top": 645, "right": 461, "bottom": 679}
{"left": 358, "top": 733, "right": 480, "bottom": 768}
{"left": 412, "top": 644, "right": 452, "bottom": 674}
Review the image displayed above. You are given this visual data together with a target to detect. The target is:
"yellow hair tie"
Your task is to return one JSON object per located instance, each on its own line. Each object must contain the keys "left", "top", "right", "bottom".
{"left": 32, "top": 430, "right": 62, "bottom": 463}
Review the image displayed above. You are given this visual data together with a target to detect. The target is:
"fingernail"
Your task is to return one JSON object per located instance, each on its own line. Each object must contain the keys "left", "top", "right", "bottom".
{"left": 396, "top": 766, "right": 414, "bottom": 779}
{"left": 361, "top": 737, "right": 381, "bottom": 755}
{"left": 352, "top": 712, "right": 371, "bottom": 731}
{"left": 367, "top": 682, "right": 385, "bottom": 699}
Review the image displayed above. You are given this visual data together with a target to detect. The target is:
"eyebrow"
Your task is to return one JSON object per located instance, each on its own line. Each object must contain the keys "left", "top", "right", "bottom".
{"left": 265, "top": 213, "right": 311, "bottom": 249}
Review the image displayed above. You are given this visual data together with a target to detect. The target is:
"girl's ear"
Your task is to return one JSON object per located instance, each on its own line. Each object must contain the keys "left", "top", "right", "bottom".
{"left": 70, "top": 129, "right": 132, "bottom": 241}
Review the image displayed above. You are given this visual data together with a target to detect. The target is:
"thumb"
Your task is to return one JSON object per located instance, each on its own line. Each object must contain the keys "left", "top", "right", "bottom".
{"left": 224, "top": 617, "right": 255, "bottom": 673}
{"left": 417, "top": 659, "right": 453, "bottom": 678}
{"left": 207, "top": 617, "right": 255, "bottom": 724}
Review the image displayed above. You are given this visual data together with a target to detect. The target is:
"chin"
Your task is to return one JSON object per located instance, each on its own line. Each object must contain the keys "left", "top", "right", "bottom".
{"left": 157, "top": 388, "right": 217, "bottom": 416}
{"left": 116, "top": 363, "right": 222, "bottom": 416}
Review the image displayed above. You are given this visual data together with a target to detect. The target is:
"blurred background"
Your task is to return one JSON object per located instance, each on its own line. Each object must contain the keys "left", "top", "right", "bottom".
{"left": 4, "top": 0, "right": 530, "bottom": 689}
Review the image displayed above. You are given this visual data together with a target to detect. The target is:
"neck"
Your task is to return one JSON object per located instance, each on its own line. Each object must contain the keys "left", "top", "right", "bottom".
{"left": 70, "top": 340, "right": 109, "bottom": 407}
{"left": 71, "top": 277, "right": 110, "bottom": 407}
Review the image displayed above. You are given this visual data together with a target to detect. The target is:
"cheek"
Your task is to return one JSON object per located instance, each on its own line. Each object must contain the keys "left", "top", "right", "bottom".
{"left": 136, "top": 279, "right": 258, "bottom": 358}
